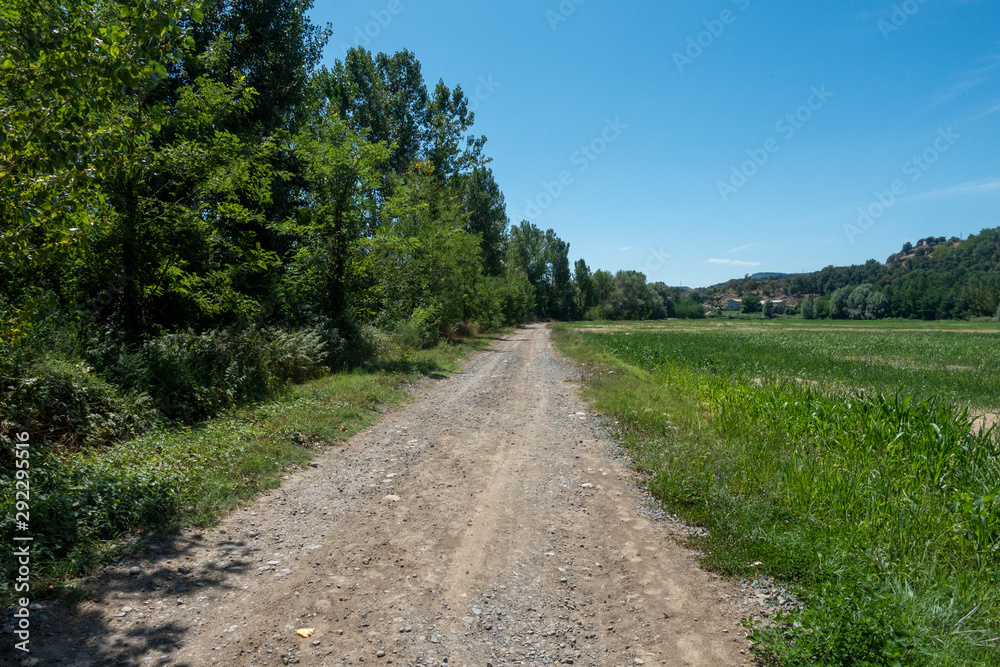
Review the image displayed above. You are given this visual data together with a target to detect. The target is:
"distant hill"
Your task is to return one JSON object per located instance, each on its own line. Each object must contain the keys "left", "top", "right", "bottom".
{"left": 707, "top": 228, "right": 1000, "bottom": 319}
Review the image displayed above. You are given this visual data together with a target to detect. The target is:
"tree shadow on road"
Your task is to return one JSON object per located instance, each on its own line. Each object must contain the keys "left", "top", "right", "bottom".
{"left": 20, "top": 531, "right": 257, "bottom": 666}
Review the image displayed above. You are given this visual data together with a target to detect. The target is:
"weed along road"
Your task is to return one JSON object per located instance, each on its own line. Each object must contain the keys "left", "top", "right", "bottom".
{"left": 30, "top": 325, "right": 752, "bottom": 666}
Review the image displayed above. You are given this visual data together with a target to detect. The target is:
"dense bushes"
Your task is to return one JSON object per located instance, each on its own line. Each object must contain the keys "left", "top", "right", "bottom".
{"left": 0, "top": 323, "right": 340, "bottom": 456}
{"left": 0, "top": 355, "right": 156, "bottom": 458}
{"left": 121, "top": 327, "right": 328, "bottom": 422}
{"left": 0, "top": 459, "right": 181, "bottom": 562}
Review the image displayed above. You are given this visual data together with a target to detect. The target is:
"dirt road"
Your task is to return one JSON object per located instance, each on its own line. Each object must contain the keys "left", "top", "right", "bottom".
{"left": 28, "top": 325, "right": 753, "bottom": 666}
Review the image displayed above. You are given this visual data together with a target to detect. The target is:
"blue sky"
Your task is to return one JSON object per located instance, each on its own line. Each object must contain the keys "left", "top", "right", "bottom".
{"left": 308, "top": 0, "right": 1000, "bottom": 288}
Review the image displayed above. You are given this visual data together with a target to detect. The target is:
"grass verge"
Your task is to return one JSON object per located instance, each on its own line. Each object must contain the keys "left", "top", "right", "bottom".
{"left": 0, "top": 334, "right": 497, "bottom": 606}
{"left": 551, "top": 323, "right": 1000, "bottom": 667}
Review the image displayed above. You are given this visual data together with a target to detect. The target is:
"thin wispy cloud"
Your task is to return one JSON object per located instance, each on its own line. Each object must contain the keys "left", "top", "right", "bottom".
{"left": 707, "top": 258, "right": 761, "bottom": 267}
{"left": 906, "top": 177, "right": 1000, "bottom": 202}
{"left": 922, "top": 61, "right": 999, "bottom": 114}
{"left": 726, "top": 242, "right": 763, "bottom": 255}
{"left": 971, "top": 101, "right": 1000, "bottom": 121}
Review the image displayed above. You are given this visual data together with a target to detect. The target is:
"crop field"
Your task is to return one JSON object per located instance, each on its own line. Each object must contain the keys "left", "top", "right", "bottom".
{"left": 553, "top": 320, "right": 1000, "bottom": 667}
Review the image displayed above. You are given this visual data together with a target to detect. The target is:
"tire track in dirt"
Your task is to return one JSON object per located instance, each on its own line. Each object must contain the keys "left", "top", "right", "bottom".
{"left": 27, "top": 325, "right": 753, "bottom": 666}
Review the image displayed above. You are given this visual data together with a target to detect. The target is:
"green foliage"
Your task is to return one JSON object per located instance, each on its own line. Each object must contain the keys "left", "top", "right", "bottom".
{"left": 846, "top": 284, "right": 890, "bottom": 320}
{"left": 392, "top": 306, "right": 441, "bottom": 349}
{"left": 0, "top": 356, "right": 155, "bottom": 456}
{"left": 748, "top": 576, "right": 921, "bottom": 667}
{"left": 119, "top": 327, "right": 326, "bottom": 422}
{"left": 0, "top": 458, "right": 181, "bottom": 563}
{"left": 722, "top": 229, "right": 1000, "bottom": 320}
{"left": 461, "top": 167, "right": 509, "bottom": 277}
{"left": 1, "top": 0, "right": 201, "bottom": 273}
{"left": 830, "top": 286, "right": 851, "bottom": 319}
{"left": 507, "top": 220, "right": 575, "bottom": 320}
{"left": 673, "top": 296, "right": 706, "bottom": 319}
{"left": 742, "top": 294, "right": 762, "bottom": 313}
{"left": 800, "top": 298, "right": 816, "bottom": 319}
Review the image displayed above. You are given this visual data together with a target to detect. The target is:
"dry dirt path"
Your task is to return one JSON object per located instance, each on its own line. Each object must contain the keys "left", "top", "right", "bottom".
{"left": 28, "top": 325, "right": 753, "bottom": 667}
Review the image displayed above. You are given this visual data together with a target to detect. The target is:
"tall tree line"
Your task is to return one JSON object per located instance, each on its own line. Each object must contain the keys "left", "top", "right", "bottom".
{"left": 1, "top": 0, "right": 590, "bottom": 444}
{"left": 0, "top": 0, "right": 566, "bottom": 347}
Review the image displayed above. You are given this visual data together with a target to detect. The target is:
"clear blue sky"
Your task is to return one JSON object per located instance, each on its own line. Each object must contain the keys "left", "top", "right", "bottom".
{"left": 308, "top": 0, "right": 1000, "bottom": 288}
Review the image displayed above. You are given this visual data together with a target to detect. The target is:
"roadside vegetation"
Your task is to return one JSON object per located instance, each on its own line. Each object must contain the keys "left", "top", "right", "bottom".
{"left": 553, "top": 320, "right": 1000, "bottom": 667}
{"left": 0, "top": 331, "right": 495, "bottom": 604}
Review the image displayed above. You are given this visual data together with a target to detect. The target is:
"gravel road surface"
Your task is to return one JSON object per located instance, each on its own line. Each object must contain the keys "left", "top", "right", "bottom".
{"left": 25, "top": 325, "right": 754, "bottom": 666}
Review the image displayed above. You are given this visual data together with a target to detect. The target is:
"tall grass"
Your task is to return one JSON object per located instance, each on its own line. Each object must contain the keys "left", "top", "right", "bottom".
{"left": 595, "top": 328, "right": 1000, "bottom": 407}
{"left": 554, "top": 324, "right": 1000, "bottom": 666}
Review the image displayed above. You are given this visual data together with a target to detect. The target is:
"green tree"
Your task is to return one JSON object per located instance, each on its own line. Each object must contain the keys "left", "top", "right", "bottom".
{"left": 591, "top": 270, "right": 615, "bottom": 314}
{"left": 610, "top": 271, "right": 656, "bottom": 320}
{"left": 574, "top": 259, "right": 595, "bottom": 316}
{"left": 830, "top": 287, "right": 850, "bottom": 319}
{"left": 649, "top": 283, "right": 675, "bottom": 318}
{"left": 324, "top": 48, "right": 428, "bottom": 177}
{"left": 742, "top": 294, "right": 762, "bottom": 313}
{"left": 360, "top": 162, "right": 482, "bottom": 331}
{"left": 460, "top": 167, "right": 508, "bottom": 277}
{"left": 191, "top": 0, "right": 329, "bottom": 136}
{"left": 1, "top": 0, "right": 201, "bottom": 274}
{"left": 800, "top": 298, "right": 815, "bottom": 320}
{"left": 545, "top": 231, "right": 572, "bottom": 320}
{"left": 425, "top": 79, "right": 487, "bottom": 180}
{"left": 286, "top": 113, "right": 389, "bottom": 325}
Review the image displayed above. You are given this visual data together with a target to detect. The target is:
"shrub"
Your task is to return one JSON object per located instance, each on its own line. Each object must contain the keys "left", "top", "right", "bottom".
{"left": 268, "top": 328, "right": 327, "bottom": 384}
{"left": 748, "top": 576, "right": 922, "bottom": 667}
{"left": 120, "top": 327, "right": 327, "bottom": 422}
{"left": 0, "top": 457, "right": 182, "bottom": 587}
{"left": 0, "top": 355, "right": 155, "bottom": 459}
{"left": 394, "top": 306, "right": 440, "bottom": 349}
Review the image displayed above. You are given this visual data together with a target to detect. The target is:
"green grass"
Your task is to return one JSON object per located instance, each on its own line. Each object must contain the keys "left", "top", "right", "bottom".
{"left": 552, "top": 321, "right": 1000, "bottom": 667}
{"left": 570, "top": 321, "right": 1000, "bottom": 408}
{"left": 570, "top": 316, "right": 1000, "bottom": 331}
{"left": 0, "top": 335, "right": 496, "bottom": 605}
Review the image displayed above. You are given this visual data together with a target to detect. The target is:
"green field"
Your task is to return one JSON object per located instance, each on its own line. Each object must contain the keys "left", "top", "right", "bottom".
{"left": 553, "top": 320, "right": 1000, "bottom": 667}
